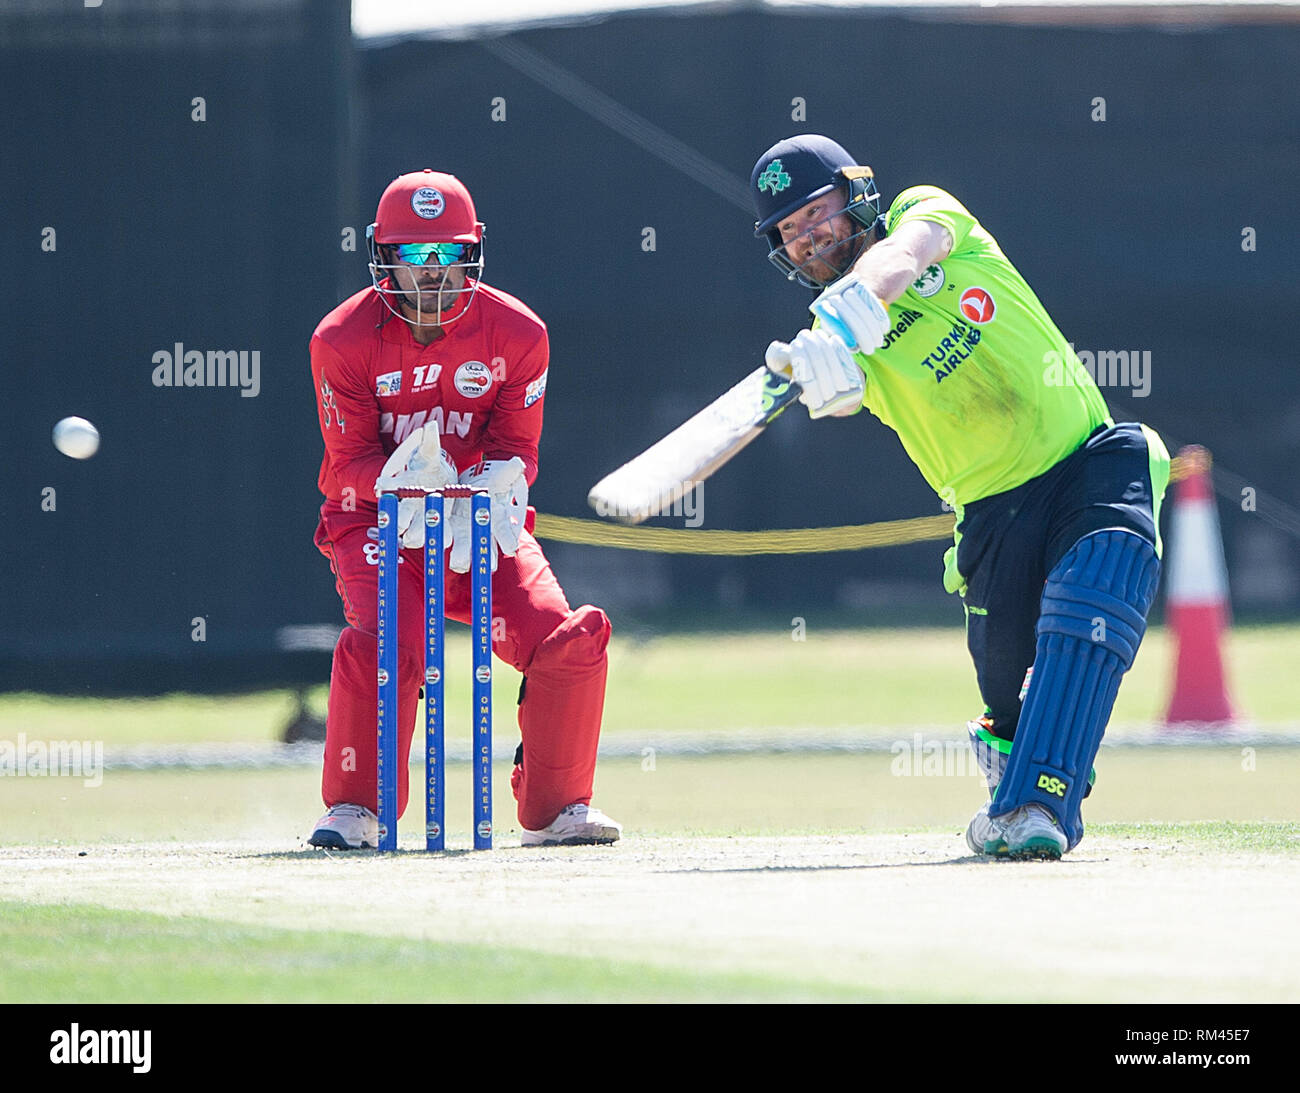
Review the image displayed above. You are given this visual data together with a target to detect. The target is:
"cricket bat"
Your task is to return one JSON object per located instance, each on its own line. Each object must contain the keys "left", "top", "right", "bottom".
{"left": 587, "top": 365, "right": 801, "bottom": 525}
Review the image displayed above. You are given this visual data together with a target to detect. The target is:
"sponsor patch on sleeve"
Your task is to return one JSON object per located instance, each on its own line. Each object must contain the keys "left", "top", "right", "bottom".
{"left": 523, "top": 369, "right": 548, "bottom": 408}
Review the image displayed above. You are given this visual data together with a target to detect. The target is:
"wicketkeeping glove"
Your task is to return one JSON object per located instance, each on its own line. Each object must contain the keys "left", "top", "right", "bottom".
{"left": 373, "top": 422, "right": 458, "bottom": 548}
{"left": 447, "top": 457, "right": 529, "bottom": 574}
{"left": 809, "top": 273, "right": 890, "bottom": 355}
{"left": 766, "top": 328, "right": 865, "bottom": 419}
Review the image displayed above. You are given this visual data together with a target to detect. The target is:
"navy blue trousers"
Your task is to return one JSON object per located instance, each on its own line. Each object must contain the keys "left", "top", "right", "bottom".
{"left": 954, "top": 421, "right": 1167, "bottom": 740}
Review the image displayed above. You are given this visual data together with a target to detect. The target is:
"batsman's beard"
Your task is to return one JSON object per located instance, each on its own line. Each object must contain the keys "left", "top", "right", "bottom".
{"left": 796, "top": 231, "right": 866, "bottom": 287}
{"left": 404, "top": 279, "right": 458, "bottom": 324}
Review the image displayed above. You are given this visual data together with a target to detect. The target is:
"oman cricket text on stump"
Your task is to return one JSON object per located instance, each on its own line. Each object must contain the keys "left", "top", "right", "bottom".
{"left": 376, "top": 487, "right": 494, "bottom": 852}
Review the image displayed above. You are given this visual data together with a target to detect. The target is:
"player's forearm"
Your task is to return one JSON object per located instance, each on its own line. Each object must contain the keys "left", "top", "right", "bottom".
{"left": 851, "top": 220, "right": 953, "bottom": 306}
{"left": 851, "top": 238, "right": 926, "bottom": 305}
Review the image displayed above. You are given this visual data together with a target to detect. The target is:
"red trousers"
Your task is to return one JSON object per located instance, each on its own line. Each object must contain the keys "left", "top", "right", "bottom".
{"left": 314, "top": 502, "right": 610, "bottom": 830}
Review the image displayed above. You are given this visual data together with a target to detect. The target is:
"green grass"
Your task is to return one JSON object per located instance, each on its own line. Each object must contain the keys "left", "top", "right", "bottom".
{"left": 3, "top": 751, "right": 1297, "bottom": 847}
{"left": 2, "top": 623, "right": 1297, "bottom": 747}
{"left": 0, "top": 901, "right": 871, "bottom": 1003}
{"left": 3, "top": 624, "right": 1296, "bottom": 1005}
{"left": 1094, "top": 821, "right": 1300, "bottom": 853}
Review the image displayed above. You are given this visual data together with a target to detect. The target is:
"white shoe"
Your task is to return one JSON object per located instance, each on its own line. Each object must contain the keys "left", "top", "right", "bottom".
{"left": 998, "top": 803, "right": 1067, "bottom": 860}
{"left": 308, "top": 803, "right": 379, "bottom": 850}
{"left": 965, "top": 800, "right": 1008, "bottom": 856}
{"left": 521, "top": 803, "right": 622, "bottom": 847}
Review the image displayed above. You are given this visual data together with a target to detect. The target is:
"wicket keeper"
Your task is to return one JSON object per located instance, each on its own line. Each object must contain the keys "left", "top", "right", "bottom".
{"left": 306, "top": 170, "right": 622, "bottom": 849}
{"left": 751, "top": 135, "right": 1169, "bottom": 858}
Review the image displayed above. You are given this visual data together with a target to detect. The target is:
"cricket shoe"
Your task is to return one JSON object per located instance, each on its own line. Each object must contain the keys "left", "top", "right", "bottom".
{"left": 995, "top": 803, "right": 1068, "bottom": 860}
{"left": 307, "top": 803, "right": 379, "bottom": 850}
{"left": 965, "top": 801, "right": 1009, "bottom": 857}
{"left": 521, "top": 803, "right": 622, "bottom": 847}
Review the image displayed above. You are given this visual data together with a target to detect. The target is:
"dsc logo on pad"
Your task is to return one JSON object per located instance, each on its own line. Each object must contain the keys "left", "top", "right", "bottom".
{"left": 1036, "top": 773, "right": 1067, "bottom": 798}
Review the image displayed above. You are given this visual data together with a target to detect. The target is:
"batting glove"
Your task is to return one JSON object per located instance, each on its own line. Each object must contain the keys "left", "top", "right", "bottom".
{"left": 766, "top": 328, "right": 864, "bottom": 419}
{"left": 809, "top": 273, "right": 890, "bottom": 355}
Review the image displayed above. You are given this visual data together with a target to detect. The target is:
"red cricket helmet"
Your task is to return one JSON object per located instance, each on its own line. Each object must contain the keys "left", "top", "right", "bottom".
{"left": 367, "top": 169, "right": 486, "bottom": 327}
{"left": 371, "top": 169, "right": 484, "bottom": 244}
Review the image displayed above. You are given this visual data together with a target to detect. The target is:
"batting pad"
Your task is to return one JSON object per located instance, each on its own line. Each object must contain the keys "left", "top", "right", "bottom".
{"left": 969, "top": 723, "right": 1097, "bottom": 799}
{"left": 990, "top": 530, "right": 1160, "bottom": 847}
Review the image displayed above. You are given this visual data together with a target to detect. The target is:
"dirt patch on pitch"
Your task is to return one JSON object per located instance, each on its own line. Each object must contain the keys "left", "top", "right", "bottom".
{"left": 1, "top": 833, "right": 1296, "bottom": 1001}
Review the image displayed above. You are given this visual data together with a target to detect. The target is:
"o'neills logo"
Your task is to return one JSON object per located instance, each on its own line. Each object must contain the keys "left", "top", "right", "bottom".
{"left": 882, "top": 308, "right": 924, "bottom": 350}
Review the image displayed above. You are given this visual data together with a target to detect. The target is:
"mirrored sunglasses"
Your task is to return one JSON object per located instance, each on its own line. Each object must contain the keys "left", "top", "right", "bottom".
{"left": 393, "top": 241, "right": 473, "bottom": 267}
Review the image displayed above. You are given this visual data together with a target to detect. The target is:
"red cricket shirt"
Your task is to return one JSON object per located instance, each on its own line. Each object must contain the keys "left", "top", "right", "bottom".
{"left": 310, "top": 279, "right": 549, "bottom": 507}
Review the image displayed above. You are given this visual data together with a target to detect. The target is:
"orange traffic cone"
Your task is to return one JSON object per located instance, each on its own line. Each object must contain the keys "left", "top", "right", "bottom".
{"left": 1163, "top": 446, "right": 1236, "bottom": 727}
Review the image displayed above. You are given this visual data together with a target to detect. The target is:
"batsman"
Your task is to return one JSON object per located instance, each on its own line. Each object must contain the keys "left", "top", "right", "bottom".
{"left": 751, "top": 135, "right": 1169, "bottom": 858}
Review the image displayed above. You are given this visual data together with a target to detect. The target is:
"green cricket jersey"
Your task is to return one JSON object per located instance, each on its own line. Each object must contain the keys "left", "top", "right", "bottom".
{"left": 821, "top": 186, "right": 1111, "bottom": 508}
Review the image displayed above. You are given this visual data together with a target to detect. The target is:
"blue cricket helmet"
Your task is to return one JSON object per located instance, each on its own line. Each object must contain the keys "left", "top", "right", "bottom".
{"left": 750, "top": 134, "right": 884, "bottom": 288}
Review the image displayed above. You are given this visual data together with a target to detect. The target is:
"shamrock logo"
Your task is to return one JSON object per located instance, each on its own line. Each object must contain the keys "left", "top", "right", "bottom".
{"left": 757, "top": 159, "right": 792, "bottom": 195}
